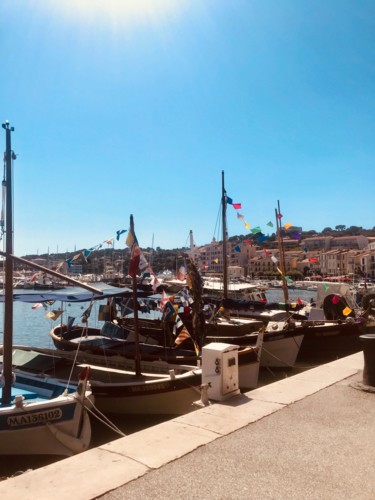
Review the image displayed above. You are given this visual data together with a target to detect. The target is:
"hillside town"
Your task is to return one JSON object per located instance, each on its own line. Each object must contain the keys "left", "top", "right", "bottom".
{"left": 10, "top": 229, "right": 375, "bottom": 285}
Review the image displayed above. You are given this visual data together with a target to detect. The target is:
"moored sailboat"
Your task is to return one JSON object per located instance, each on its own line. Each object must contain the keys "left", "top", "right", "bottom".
{"left": 0, "top": 121, "right": 93, "bottom": 456}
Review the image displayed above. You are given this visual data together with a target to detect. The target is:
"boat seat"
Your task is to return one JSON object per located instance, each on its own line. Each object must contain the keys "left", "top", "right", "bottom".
{"left": 100, "top": 321, "right": 126, "bottom": 340}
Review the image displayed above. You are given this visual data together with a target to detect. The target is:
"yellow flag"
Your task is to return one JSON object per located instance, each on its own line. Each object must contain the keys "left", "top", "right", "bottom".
{"left": 244, "top": 221, "right": 250, "bottom": 230}
{"left": 343, "top": 306, "right": 352, "bottom": 316}
{"left": 45, "top": 310, "right": 63, "bottom": 321}
{"left": 284, "top": 222, "right": 292, "bottom": 230}
{"left": 126, "top": 231, "right": 134, "bottom": 247}
{"left": 277, "top": 267, "right": 283, "bottom": 275}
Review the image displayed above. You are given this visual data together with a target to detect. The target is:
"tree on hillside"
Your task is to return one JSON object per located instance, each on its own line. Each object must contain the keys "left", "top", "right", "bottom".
{"left": 335, "top": 225, "right": 346, "bottom": 231}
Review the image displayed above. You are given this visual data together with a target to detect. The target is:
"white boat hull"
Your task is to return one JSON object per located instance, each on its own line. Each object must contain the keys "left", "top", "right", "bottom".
{"left": 260, "top": 334, "right": 304, "bottom": 368}
{"left": 0, "top": 365, "right": 92, "bottom": 456}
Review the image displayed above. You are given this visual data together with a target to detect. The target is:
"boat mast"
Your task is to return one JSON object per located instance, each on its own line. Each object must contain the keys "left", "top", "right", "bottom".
{"left": 2, "top": 121, "right": 15, "bottom": 405}
{"left": 129, "top": 214, "right": 141, "bottom": 377}
{"left": 222, "top": 170, "right": 228, "bottom": 300}
{"left": 275, "top": 200, "right": 289, "bottom": 305}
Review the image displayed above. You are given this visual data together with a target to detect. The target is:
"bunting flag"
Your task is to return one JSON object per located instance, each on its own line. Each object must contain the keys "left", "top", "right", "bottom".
{"left": 292, "top": 232, "right": 301, "bottom": 240}
{"left": 343, "top": 306, "right": 352, "bottom": 316}
{"left": 308, "top": 258, "right": 318, "bottom": 263}
{"left": 213, "top": 258, "right": 219, "bottom": 264}
{"left": 271, "top": 255, "right": 278, "bottom": 263}
{"left": 139, "top": 251, "right": 151, "bottom": 273}
{"left": 116, "top": 229, "right": 127, "bottom": 241}
{"left": 129, "top": 244, "right": 141, "bottom": 278}
{"left": 285, "top": 276, "right": 293, "bottom": 283}
{"left": 251, "top": 227, "right": 262, "bottom": 234}
{"left": 256, "top": 235, "right": 268, "bottom": 243}
{"left": 244, "top": 239, "right": 252, "bottom": 245}
{"left": 284, "top": 222, "right": 292, "bottom": 230}
{"left": 174, "top": 326, "right": 191, "bottom": 345}
{"left": 173, "top": 315, "right": 184, "bottom": 335}
{"left": 45, "top": 310, "right": 63, "bottom": 321}
{"left": 164, "top": 301, "right": 178, "bottom": 321}
{"left": 297, "top": 297, "right": 304, "bottom": 305}
{"left": 81, "top": 303, "right": 94, "bottom": 322}
{"left": 67, "top": 316, "right": 76, "bottom": 331}
{"left": 226, "top": 196, "right": 233, "bottom": 205}
{"left": 103, "top": 238, "right": 114, "bottom": 245}
{"left": 263, "top": 249, "right": 271, "bottom": 257}
{"left": 266, "top": 221, "right": 274, "bottom": 227}
{"left": 237, "top": 213, "right": 245, "bottom": 220}
{"left": 277, "top": 267, "right": 283, "bottom": 275}
{"left": 178, "top": 288, "right": 194, "bottom": 307}
{"left": 277, "top": 213, "right": 283, "bottom": 219}
{"left": 324, "top": 283, "right": 329, "bottom": 292}
{"left": 32, "top": 303, "right": 43, "bottom": 310}
{"left": 159, "top": 290, "right": 170, "bottom": 311}
{"left": 126, "top": 231, "right": 136, "bottom": 248}
{"left": 244, "top": 221, "right": 251, "bottom": 230}
{"left": 234, "top": 245, "right": 241, "bottom": 252}
{"left": 232, "top": 203, "right": 242, "bottom": 210}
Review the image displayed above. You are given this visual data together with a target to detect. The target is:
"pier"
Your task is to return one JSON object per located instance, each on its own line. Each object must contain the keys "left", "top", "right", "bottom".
{"left": 0, "top": 351, "right": 373, "bottom": 499}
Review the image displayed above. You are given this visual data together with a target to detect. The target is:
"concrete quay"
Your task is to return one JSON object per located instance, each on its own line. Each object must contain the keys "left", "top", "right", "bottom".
{"left": 0, "top": 351, "right": 374, "bottom": 500}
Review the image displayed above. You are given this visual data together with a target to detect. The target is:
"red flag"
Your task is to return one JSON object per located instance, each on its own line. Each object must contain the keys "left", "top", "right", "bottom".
{"left": 244, "top": 239, "right": 252, "bottom": 245}
{"left": 297, "top": 297, "right": 303, "bottom": 305}
{"left": 232, "top": 203, "right": 242, "bottom": 209}
{"left": 129, "top": 244, "right": 141, "bottom": 277}
{"left": 308, "top": 258, "right": 318, "bottom": 263}
{"left": 264, "top": 249, "right": 271, "bottom": 256}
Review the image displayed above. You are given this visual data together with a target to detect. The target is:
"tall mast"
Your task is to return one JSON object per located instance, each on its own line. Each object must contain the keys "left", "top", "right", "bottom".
{"left": 129, "top": 214, "right": 141, "bottom": 377}
{"left": 275, "top": 200, "right": 289, "bottom": 305}
{"left": 222, "top": 170, "right": 228, "bottom": 299}
{"left": 2, "top": 121, "right": 15, "bottom": 405}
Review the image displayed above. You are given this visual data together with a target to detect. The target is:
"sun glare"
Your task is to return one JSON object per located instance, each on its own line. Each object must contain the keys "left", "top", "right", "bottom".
{"left": 47, "top": 0, "right": 185, "bottom": 28}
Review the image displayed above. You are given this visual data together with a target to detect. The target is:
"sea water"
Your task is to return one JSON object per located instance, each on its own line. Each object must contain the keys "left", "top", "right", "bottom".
{"left": 0, "top": 287, "right": 317, "bottom": 349}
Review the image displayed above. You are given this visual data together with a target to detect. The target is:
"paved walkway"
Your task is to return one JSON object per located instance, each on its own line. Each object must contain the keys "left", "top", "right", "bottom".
{"left": 0, "top": 352, "right": 374, "bottom": 499}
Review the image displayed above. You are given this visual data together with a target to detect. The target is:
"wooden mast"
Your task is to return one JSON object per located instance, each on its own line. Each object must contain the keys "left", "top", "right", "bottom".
{"left": 129, "top": 214, "right": 141, "bottom": 377}
{"left": 222, "top": 170, "right": 228, "bottom": 300}
{"left": 2, "top": 121, "right": 15, "bottom": 405}
{"left": 275, "top": 200, "right": 289, "bottom": 306}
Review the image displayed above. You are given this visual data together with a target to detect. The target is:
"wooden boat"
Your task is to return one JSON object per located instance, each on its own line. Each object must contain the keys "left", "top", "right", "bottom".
{"left": 0, "top": 122, "right": 93, "bottom": 456}
{"left": 50, "top": 321, "right": 264, "bottom": 391}
{"left": 8, "top": 345, "right": 203, "bottom": 417}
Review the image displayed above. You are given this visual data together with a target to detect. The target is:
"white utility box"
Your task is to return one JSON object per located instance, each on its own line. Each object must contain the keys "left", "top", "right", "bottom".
{"left": 202, "top": 342, "right": 240, "bottom": 401}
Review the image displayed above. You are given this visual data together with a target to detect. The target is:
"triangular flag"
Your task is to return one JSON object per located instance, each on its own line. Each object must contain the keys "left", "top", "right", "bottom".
{"left": 232, "top": 203, "right": 242, "bottom": 210}
{"left": 244, "top": 221, "right": 251, "bottom": 230}
{"left": 174, "top": 326, "right": 191, "bottom": 346}
{"left": 266, "top": 221, "right": 273, "bottom": 227}
{"left": 251, "top": 226, "right": 262, "bottom": 234}
{"left": 234, "top": 245, "right": 241, "bottom": 252}
{"left": 284, "top": 222, "right": 292, "bottom": 230}
{"left": 323, "top": 283, "right": 329, "bottom": 292}
{"left": 226, "top": 196, "right": 233, "bottom": 205}
{"left": 237, "top": 212, "right": 245, "bottom": 220}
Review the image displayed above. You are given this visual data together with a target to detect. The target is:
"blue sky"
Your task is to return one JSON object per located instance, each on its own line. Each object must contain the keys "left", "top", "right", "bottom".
{"left": 1, "top": 0, "right": 374, "bottom": 257}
